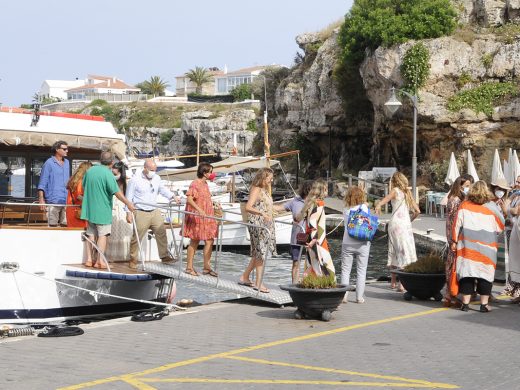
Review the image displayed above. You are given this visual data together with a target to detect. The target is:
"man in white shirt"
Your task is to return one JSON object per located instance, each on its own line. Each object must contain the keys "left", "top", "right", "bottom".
{"left": 126, "top": 159, "right": 180, "bottom": 269}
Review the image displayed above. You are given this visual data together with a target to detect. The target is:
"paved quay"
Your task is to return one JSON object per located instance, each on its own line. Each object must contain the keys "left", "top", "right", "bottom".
{"left": 1, "top": 283, "right": 519, "bottom": 390}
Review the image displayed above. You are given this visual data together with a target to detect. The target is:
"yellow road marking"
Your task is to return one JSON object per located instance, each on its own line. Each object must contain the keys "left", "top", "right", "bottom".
{"left": 59, "top": 307, "right": 449, "bottom": 389}
{"left": 225, "top": 355, "right": 457, "bottom": 388}
{"left": 141, "top": 378, "right": 458, "bottom": 388}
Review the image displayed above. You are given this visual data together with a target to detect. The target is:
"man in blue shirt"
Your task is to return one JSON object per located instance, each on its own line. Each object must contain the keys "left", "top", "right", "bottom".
{"left": 126, "top": 159, "right": 180, "bottom": 268}
{"left": 38, "top": 141, "right": 70, "bottom": 226}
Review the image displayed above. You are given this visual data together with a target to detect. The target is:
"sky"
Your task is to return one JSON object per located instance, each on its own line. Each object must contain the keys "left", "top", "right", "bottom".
{"left": 0, "top": 0, "right": 353, "bottom": 106}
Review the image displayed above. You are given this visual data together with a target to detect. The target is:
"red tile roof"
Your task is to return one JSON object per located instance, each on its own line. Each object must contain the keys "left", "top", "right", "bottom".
{"left": 65, "top": 78, "right": 139, "bottom": 92}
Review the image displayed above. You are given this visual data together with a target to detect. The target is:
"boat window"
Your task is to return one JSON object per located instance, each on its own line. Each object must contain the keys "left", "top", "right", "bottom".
{"left": 0, "top": 156, "right": 26, "bottom": 197}
{"left": 29, "top": 158, "right": 46, "bottom": 197}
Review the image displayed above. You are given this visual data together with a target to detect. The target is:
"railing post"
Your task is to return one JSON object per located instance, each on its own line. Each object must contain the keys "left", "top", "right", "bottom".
{"left": 348, "top": 174, "right": 352, "bottom": 188}
{"left": 384, "top": 185, "right": 389, "bottom": 214}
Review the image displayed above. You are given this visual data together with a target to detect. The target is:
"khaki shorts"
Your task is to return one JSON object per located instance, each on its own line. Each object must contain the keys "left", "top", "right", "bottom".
{"left": 47, "top": 205, "right": 67, "bottom": 226}
{"left": 86, "top": 222, "right": 112, "bottom": 237}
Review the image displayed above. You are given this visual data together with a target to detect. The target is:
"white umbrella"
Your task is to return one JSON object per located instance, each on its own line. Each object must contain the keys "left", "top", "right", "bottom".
{"left": 503, "top": 159, "right": 510, "bottom": 184}
{"left": 445, "top": 152, "right": 460, "bottom": 185}
{"left": 491, "top": 149, "right": 506, "bottom": 184}
{"left": 506, "top": 148, "right": 514, "bottom": 185}
{"left": 510, "top": 150, "right": 520, "bottom": 185}
{"left": 466, "top": 150, "right": 479, "bottom": 182}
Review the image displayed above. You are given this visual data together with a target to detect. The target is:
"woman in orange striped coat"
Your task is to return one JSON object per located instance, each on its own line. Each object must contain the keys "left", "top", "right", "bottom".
{"left": 450, "top": 181, "right": 505, "bottom": 312}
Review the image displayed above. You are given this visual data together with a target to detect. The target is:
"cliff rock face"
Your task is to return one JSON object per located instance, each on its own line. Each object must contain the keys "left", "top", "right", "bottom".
{"left": 268, "top": 0, "right": 520, "bottom": 182}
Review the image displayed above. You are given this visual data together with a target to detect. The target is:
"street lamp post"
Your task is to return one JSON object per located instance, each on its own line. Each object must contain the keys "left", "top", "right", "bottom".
{"left": 254, "top": 74, "right": 269, "bottom": 165}
{"left": 384, "top": 87, "right": 418, "bottom": 201}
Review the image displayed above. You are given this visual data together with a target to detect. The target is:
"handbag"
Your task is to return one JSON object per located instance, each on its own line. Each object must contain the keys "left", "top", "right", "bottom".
{"left": 296, "top": 232, "right": 310, "bottom": 246}
{"left": 347, "top": 207, "right": 379, "bottom": 241}
{"left": 70, "top": 190, "right": 82, "bottom": 219}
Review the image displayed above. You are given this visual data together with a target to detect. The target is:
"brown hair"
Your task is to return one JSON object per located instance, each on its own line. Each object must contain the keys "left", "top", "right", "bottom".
{"left": 344, "top": 186, "right": 366, "bottom": 207}
{"left": 390, "top": 172, "right": 414, "bottom": 209}
{"left": 196, "top": 162, "right": 213, "bottom": 178}
{"left": 67, "top": 161, "right": 92, "bottom": 192}
{"left": 251, "top": 168, "right": 273, "bottom": 188}
{"left": 448, "top": 174, "right": 474, "bottom": 201}
{"left": 468, "top": 181, "right": 493, "bottom": 205}
{"left": 298, "top": 180, "right": 313, "bottom": 199}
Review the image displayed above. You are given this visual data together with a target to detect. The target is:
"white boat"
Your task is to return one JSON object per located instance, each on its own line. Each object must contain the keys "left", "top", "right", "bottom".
{"left": 0, "top": 109, "right": 174, "bottom": 324}
{"left": 158, "top": 156, "right": 295, "bottom": 247}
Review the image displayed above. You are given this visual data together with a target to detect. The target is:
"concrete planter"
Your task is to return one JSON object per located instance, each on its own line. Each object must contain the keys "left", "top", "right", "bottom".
{"left": 392, "top": 270, "right": 445, "bottom": 301}
{"left": 280, "top": 284, "right": 348, "bottom": 321}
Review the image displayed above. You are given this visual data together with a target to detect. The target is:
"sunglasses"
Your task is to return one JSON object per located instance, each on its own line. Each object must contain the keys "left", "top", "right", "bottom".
{"left": 60, "top": 147, "right": 68, "bottom": 151}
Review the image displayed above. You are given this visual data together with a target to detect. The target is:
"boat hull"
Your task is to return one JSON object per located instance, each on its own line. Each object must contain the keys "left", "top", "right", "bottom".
{"left": 0, "top": 227, "right": 166, "bottom": 324}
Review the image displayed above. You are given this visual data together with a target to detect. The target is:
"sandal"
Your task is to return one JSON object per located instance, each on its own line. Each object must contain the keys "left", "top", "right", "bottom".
{"left": 253, "top": 286, "right": 270, "bottom": 293}
{"left": 203, "top": 269, "right": 218, "bottom": 277}
{"left": 238, "top": 280, "right": 254, "bottom": 287}
{"left": 480, "top": 304, "right": 491, "bottom": 313}
{"left": 184, "top": 268, "right": 199, "bottom": 276}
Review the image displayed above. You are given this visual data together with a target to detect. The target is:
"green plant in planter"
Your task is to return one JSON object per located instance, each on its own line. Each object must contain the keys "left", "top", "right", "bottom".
{"left": 298, "top": 273, "right": 337, "bottom": 289}
{"left": 404, "top": 253, "right": 444, "bottom": 273}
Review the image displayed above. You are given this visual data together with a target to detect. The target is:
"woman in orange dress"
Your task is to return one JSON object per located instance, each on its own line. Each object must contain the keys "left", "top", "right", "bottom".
{"left": 66, "top": 161, "right": 93, "bottom": 266}
{"left": 184, "top": 162, "right": 219, "bottom": 276}
{"left": 66, "top": 161, "right": 92, "bottom": 228}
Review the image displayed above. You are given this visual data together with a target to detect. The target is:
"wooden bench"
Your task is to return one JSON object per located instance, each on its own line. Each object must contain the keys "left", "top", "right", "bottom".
{"left": 0, "top": 202, "right": 48, "bottom": 225}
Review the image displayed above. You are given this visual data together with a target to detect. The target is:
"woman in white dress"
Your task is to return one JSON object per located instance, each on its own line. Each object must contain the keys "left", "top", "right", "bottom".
{"left": 503, "top": 175, "right": 520, "bottom": 302}
{"left": 106, "top": 162, "right": 132, "bottom": 261}
{"left": 376, "top": 172, "right": 420, "bottom": 292}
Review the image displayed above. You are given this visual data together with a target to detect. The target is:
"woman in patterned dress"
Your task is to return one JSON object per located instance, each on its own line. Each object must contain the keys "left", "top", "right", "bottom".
{"left": 184, "top": 163, "right": 218, "bottom": 277}
{"left": 297, "top": 179, "right": 335, "bottom": 278}
{"left": 444, "top": 174, "right": 474, "bottom": 306}
{"left": 375, "top": 172, "right": 420, "bottom": 292}
{"left": 239, "top": 168, "right": 276, "bottom": 293}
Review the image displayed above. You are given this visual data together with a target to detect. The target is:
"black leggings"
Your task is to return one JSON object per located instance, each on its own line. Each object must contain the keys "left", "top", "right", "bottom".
{"left": 459, "top": 277, "right": 493, "bottom": 296}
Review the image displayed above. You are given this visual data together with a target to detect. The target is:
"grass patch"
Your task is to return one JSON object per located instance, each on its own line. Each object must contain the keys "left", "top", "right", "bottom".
{"left": 446, "top": 81, "right": 518, "bottom": 116}
{"left": 404, "top": 253, "right": 444, "bottom": 273}
{"left": 492, "top": 23, "right": 520, "bottom": 44}
{"left": 298, "top": 273, "right": 337, "bottom": 289}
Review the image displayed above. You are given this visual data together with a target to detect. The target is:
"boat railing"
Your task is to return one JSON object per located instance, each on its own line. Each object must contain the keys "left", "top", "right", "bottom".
{"left": 0, "top": 200, "right": 79, "bottom": 226}
{"left": 133, "top": 201, "right": 296, "bottom": 293}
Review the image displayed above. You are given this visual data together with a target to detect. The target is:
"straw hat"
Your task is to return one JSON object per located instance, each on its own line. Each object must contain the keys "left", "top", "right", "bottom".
{"left": 490, "top": 178, "right": 511, "bottom": 191}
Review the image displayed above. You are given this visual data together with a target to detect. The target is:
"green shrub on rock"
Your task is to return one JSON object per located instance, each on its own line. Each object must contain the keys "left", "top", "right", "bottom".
{"left": 447, "top": 82, "right": 518, "bottom": 116}
{"left": 401, "top": 43, "right": 431, "bottom": 94}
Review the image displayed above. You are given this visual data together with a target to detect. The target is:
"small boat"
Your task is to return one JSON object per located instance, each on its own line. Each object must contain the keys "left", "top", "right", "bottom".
{"left": 158, "top": 155, "right": 295, "bottom": 247}
{"left": 0, "top": 109, "right": 174, "bottom": 324}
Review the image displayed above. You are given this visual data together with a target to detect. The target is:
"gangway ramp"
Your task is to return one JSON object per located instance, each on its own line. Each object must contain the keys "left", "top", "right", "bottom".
{"left": 143, "top": 262, "right": 293, "bottom": 306}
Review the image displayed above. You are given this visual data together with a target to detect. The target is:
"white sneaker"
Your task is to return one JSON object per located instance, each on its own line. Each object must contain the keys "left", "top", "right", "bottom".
{"left": 342, "top": 292, "right": 349, "bottom": 303}
{"left": 356, "top": 297, "right": 365, "bottom": 304}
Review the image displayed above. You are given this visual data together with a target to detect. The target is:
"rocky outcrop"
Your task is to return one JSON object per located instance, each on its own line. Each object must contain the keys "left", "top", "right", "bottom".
{"left": 267, "top": 0, "right": 520, "bottom": 182}
{"left": 360, "top": 31, "right": 520, "bottom": 181}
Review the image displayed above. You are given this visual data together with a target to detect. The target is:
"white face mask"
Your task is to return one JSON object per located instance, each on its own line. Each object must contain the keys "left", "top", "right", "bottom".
{"left": 114, "top": 174, "right": 121, "bottom": 180}
{"left": 495, "top": 190, "right": 505, "bottom": 199}
{"left": 462, "top": 187, "right": 469, "bottom": 195}
{"left": 146, "top": 170, "right": 155, "bottom": 179}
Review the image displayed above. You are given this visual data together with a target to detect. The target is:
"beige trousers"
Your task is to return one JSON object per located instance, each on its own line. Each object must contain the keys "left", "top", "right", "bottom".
{"left": 130, "top": 209, "right": 169, "bottom": 262}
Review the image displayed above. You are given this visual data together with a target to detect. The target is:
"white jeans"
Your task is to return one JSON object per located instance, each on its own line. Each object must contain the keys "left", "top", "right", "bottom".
{"left": 340, "top": 242, "right": 371, "bottom": 300}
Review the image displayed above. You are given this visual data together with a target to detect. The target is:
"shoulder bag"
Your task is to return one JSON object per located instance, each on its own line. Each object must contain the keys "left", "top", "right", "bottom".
{"left": 347, "top": 206, "right": 379, "bottom": 241}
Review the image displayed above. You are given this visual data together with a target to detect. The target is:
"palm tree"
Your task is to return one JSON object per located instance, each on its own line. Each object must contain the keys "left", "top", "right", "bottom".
{"left": 138, "top": 76, "right": 169, "bottom": 97}
{"left": 185, "top": 66, "right": 212, "bottom": 94}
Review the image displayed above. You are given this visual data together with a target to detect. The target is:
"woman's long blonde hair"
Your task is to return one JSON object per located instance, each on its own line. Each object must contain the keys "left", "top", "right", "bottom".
{"left": 390, "top": 172, "right": 414, "bottom": 209}
{"left": 67, "top": 161, "right": 92, "bottom": 192}
{"left": 298, "top": 179, "right": 327, "bottom": 221}
{"left": 251, "top": 168, "right": 273, "bottom": 189}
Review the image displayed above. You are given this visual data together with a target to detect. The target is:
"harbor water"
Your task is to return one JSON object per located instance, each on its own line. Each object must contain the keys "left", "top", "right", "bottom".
{"left": 174, "top": 235, "right": 408, "bottom": 305}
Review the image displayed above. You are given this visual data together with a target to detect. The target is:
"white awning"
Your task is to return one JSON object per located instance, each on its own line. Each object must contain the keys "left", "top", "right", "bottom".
{"left": 158, "top": 156, "right": 279, "bottom": 181}
{"left": 0, "top": 111, "right": 127, "bottom": 160}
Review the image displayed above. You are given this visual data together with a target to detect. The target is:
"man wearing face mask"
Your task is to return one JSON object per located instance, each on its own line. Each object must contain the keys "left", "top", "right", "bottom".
{"left": 126, "top": 159, "right": 180, "bottom": 269}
